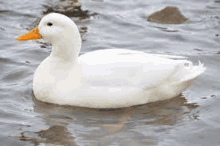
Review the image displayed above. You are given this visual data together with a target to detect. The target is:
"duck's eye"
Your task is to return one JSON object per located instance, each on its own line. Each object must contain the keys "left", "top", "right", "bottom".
{"left": 47, "top": 22, "right": 53, "bottom": 26}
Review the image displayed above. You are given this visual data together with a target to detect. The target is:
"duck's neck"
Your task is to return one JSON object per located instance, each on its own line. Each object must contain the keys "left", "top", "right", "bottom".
{"left": 50, "top": 34, "right": 81, "bottom": 64}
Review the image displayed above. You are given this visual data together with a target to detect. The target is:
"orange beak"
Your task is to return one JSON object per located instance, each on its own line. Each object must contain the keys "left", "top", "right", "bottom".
{"left": 17, "top": 27, "right": 42, "bottom": 41}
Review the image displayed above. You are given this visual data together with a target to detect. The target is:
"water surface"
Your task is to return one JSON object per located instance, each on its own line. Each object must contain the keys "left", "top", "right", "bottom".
{"left": 0, "top": 0, "right": 220, "bottom": 145}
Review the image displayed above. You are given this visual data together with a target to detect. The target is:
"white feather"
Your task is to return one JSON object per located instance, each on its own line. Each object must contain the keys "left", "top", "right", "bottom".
{"left": 32, "top": 13, "right": 206, "bottom": 108}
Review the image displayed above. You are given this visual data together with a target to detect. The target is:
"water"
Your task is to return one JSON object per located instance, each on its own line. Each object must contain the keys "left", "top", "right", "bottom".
{"left": 1, "top": 0, "right": 220, "bottom": 145}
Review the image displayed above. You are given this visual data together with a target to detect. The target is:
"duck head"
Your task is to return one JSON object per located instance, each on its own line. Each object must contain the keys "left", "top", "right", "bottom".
{"left": 17, "top": 13, "right": 82, "bottom": 61}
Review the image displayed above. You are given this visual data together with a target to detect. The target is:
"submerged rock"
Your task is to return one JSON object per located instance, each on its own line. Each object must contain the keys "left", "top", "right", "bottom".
{"left": 147, "top": 6, "right": 188, "bottom": 24}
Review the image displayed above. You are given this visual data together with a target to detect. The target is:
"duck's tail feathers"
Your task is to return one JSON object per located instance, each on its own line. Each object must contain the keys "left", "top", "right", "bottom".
{"left": 176, "top": 60, "right": 206, "bottom": 83}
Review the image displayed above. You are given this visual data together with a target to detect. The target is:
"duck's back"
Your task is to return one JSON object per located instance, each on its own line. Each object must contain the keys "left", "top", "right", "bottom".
{"left": 79, "top": 49, "right": 197, "bottom": 88}
{"left": 72, "top": 49, "right": 205, "bottom": 108}
{"left": 34, "top": 49, "right": 205, "bottom": 108}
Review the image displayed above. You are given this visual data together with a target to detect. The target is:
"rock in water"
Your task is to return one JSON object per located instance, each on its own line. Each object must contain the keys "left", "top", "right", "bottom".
{"left": 147, "top": 6, "right": 188, "bottom": 24}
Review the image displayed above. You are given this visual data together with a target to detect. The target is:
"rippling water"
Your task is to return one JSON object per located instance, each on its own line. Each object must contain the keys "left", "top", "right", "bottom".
{"left": 1, "top": 0, "right": 220, "bottom": 145}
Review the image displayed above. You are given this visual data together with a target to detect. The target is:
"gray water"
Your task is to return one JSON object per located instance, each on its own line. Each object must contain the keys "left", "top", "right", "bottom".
{"left": 1, "top": 0, "right": 220, "bottom": 145}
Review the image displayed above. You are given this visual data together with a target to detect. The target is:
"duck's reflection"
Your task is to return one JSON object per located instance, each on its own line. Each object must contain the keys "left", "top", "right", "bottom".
{"left": 37, "top": 125, "right": 76, "bottom": 145}
{"left": 140, "top": 95, "right": 199, "bottom": 125}
{"left": 20, "top": 92, "right": 198, "bottom": 145}
{"left": 20, "top": 125, "right": 77, "bottom": 146}
{"left": 19, "top": 94, "right": 77, "bottom": 145}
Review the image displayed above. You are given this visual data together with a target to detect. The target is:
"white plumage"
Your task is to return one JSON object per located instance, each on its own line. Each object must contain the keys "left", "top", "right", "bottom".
{"left": 28, "top": 13, "right": 206, "bottom": 108}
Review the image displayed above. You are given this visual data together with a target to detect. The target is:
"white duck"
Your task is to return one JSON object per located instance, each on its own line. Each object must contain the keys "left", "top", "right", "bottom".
{"left": 17, "top": 13, "right": 205, "bottom": 108}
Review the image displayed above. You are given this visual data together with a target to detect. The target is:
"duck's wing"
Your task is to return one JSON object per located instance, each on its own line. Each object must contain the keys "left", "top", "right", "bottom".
{"left": 78, "top": 49, "right": 204, "bottom": 88}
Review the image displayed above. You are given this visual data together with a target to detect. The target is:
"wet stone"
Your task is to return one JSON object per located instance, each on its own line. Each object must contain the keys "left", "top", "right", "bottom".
{"left": 147, "top": 6, "right": 188, "bottom": 24}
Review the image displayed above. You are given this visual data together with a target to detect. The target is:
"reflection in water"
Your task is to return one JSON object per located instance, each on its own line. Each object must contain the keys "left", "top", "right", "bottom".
{"left": 42, "top": 0, "right": 98, "bottom": 20}
{"left": 140, "top": 95, "right": 199, "bottom": 125}
{"left": 20, "top": 125, "right": 77, "bottom": 146}
{"left": 101, "top": 107, "right": 137, "bottom": 133}
{"left": 38, "top": 125, "right": 76, "bottom": 146}
{"left": 22, "top": 93, "right": 199, "bottom": 145}
{"left": 18, "top": 94, "right": 77, "bottom": 145}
